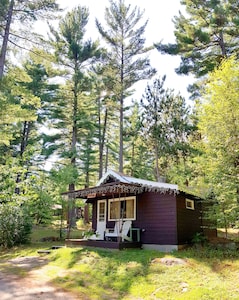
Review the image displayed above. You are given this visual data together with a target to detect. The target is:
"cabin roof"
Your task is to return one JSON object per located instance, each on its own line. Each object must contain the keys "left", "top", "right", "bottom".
{"left": 62, "top": 170, "right": 178, "bottom": 200}
{"left": 97, "top": 170, "right": 178, "bottom": 192}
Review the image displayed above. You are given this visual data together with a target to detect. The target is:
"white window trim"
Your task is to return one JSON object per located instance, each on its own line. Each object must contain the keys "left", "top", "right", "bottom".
{"left": 186, "top": 199, "right": 195, "bottom": 210}
{"left": 108, "top": 196, "right": 136, "bottom": 221}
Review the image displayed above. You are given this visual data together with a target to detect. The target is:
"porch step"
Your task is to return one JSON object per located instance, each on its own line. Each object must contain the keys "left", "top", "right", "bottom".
{"left": 37, "top": 249, "right": 52, "bottom": 254}
{"left": 51, "top": 245, "right": 65, "bottom": 249}
{"left": 37, "top": 245, "right": 65, "bottom": 254}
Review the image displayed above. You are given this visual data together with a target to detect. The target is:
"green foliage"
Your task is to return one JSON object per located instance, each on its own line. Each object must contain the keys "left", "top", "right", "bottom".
{"left": 197, "top": 56, "right": 239, "bottom": 229}
{"left": 124, "top": 101, "right": 155, "bottom": 178}
{"left": 191, "top": 232, "right": 207, "bottom": 245}
{"left": 0, "top": 0, "right": 60, "bottom": 78}
{"left": 0, "top": 69, "right": 39, "bottom": 146}
{"left": 96, "top": 0, "right": 156, "bottom": 171}
{"left": 140, "top": 76, "right": 194, "bottom": 180}
{"left": 27, "top": 177, "right": 55, "bottom": 225}
{"left": 155, "top": 0, "right": 239, "bottom": 78}
{"left": 0, "top": 202, "right": 32, "bottom": 248}
{"left": 48, "top": 5, "right": 101, "bottom": 186}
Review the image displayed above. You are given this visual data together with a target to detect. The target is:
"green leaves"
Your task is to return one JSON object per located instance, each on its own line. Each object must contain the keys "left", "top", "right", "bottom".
{"left": 198, "top": 56, "right": 239, "bottom": 228}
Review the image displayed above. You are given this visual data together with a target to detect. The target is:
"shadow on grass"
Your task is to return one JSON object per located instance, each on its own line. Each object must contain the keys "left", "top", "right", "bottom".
{"left": 3, "top": 242, "right": 239, "bottom": 299}
{"left": 49, "top": 247, "right": 166, "bottom": 299}
{"left": 51, "top": 245, "right": 239, "bottom": 298}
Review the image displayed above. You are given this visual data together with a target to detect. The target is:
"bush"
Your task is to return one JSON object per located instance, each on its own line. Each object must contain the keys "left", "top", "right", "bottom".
{"left": 0, "top": 202, "right": 33, "bottom": 248}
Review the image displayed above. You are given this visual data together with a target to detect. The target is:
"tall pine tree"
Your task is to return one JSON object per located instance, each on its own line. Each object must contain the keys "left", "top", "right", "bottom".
{"left": 96, "top": 0, "right": 156, "bottom": 172}
{"left": 155, "top": 0, "right": 239, "bottom": 78}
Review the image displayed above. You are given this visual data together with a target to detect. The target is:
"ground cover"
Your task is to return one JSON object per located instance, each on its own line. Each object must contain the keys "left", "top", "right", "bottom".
{"left": 1, "top": 226, "right": 239, "bottom": 299}
{"left": 1, "top": 241, "right": 239, "bottom": 300}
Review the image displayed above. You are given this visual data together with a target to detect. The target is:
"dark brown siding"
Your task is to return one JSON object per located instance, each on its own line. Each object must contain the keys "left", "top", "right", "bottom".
{"left": 134, "top": 192, "right": 178, "bottom": 245}
{"left": 176, "top": 194, "right": 202, "bottom": 244}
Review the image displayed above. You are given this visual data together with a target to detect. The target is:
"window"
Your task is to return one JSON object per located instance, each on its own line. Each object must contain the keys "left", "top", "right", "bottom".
{"left": 98, "top": 201, "right": 106, "bottom": 222}
{"left": 186, "top": 199, "right": 195, "bottom": 210}
{"left": 108, "top": 196, "right": 136, "bottom": 221}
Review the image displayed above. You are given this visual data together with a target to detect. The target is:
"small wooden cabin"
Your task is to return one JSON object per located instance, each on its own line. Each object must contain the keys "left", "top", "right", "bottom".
{"left": 64, "top": 170, "right": 216, "bottom": 251}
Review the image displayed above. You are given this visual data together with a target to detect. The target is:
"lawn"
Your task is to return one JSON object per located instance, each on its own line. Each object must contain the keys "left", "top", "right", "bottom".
{"left": 1, "top": 237, "right": 239, "bottom": 299}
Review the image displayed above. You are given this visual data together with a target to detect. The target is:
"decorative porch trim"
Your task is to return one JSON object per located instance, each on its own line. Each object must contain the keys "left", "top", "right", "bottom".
{"left": 62, "top": 180, "right": 178, "bottom": 200}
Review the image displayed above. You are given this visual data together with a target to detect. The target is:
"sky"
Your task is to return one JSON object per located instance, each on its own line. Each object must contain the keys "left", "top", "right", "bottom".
{"left": 55, "top": 0, "right": 194, "bottom": 101}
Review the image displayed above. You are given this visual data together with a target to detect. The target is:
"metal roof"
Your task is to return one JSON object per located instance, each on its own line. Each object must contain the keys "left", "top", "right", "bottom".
{"left": 97, "top": 170, "right": 178, "bottom": 192}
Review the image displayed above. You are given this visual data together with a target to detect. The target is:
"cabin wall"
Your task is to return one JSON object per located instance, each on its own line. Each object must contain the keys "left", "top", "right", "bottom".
{"left": 176, "top": 194, "right": 202, "bottom": 244}
{"left": 134, "top": 192, "right": 178, "bottom": 245}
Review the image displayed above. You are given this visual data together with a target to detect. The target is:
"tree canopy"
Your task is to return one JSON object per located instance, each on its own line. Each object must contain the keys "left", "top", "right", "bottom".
{"left": 155, "top": 0, "right": 239, "bottom": 78}
{"left": 197, "top": 56, "right": 239, "bottom": 229}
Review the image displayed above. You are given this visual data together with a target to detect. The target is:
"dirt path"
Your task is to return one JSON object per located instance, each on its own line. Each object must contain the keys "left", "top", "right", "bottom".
{"left": 0, "top": 256, "right": 78, "bottom": 300}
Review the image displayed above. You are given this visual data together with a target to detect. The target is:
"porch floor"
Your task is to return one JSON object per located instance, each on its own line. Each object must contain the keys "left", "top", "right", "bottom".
{"left": 65, "top": 238, "right": 142, "bottom": 250}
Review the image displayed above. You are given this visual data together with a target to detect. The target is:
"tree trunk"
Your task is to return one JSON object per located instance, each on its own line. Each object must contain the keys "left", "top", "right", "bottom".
{"left": 119, "top": 41, "right": 124, "bottom": 173}
{"left": 20, "top": 121, "right": 31, "bottom": 156}
{"left": 66, "top": 183, "right": 76, "bottom": 238}
{"left": 131, "top": 140, "right": 135, "bottom": 176}
{"left": 218, "top": 31, "right": 227, "bottom": 57}
{"left": 67, "top": 85, "right": 78, "bottom": 229}
{"left": 105, "top": 143, "right": 109, "bottom": 173}
{"left": 98, "top": 103, "right": 108, "bottom": 179}
{"left": 119, "top": 94, "right": 124, "bottom": 172}
{"left": 0, "top": 0, "right": 14, "bottom": 78}
{"left": 15, "top": 121, "right": 31, "bottom": 194}
{"left": 154, "top": 143, "right": 160, "bottom": 181}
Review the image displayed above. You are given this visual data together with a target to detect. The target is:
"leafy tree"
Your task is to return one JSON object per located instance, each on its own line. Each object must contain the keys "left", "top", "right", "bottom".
{"left": 27, "top": 172, "right": 55, "bottom": 225}
{"left": 0, "top": 202, "right": 32, "bottom": 248}
{"left": 197, "top": 56, "right": 239, "bottom": 232}
{"left": 96, "top": 0, "right": 156, "bottom": 172}
{"left": 141, "top": 76, "right": 193, "bottom": 181}
{"left": 155, "top": 0, "right": 239, "bottom": 78}
{"left": 0, "top": 156, "right": 35, "bottom": 248}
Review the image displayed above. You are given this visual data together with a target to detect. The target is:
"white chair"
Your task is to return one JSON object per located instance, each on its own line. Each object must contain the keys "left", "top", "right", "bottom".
{"left": 105, "top": 220, "right": 132, "bottom": 242}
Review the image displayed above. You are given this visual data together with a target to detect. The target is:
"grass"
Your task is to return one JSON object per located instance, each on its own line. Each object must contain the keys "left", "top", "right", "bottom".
{"left": 30, "top": 220, "right": 86, "bottom": 243}
{"left": 1, "top": 225, "right": 239, "bottom": 299}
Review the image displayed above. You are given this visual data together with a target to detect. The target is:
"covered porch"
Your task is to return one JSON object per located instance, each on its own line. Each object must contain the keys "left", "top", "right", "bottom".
{"left": 62, "top": 181, "right": 144, "bottom": 249}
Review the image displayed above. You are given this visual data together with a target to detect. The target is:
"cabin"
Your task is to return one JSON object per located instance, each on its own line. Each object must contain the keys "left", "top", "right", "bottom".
{"left": 64, "top": 170, "right": 216, "bottom": 252}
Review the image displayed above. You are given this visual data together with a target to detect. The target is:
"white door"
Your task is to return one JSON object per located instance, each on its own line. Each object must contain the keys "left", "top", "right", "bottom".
{"left": 97, "top": 200, "right": 107, "bottom": 240}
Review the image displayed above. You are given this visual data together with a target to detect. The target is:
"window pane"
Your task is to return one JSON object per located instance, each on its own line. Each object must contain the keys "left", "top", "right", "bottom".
{"left": 110, "top": 201, "right": 120, "bottom": 219}
{"left": 126, "top": 199, "right": 134, "bottom": 218}
{"left": 108, "top": 197, "right": 136, "bottom": 220}
{"left": 99, "top": 202, "right": 105, "bottom": 221}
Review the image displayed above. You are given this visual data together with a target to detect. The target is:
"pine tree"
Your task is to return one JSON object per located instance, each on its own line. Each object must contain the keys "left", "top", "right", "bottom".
{"left": 49, "top": 6, "right": 101, "bottom": 227}
{"left": 141, "top": 76, "right": 193, "bottom": 181}
{"left": 155, "top": 0, "right": 239, "bottom": 78}
{"left": 0, "top": 0, "right": 60, "bottom": 78}
{"left": 96, "top": 0, "right": 156, "bottom": 172}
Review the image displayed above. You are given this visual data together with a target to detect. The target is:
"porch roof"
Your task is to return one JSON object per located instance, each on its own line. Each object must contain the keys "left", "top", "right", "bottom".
{"left": 62, "top": 181, "right": 144, "bottom": 201}
{"left": 62, "top": 170, "right": 179, "bottom": 201}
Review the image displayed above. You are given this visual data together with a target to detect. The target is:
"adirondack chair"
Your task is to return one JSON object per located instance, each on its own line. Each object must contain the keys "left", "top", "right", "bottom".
{"left": 105, "top": 220, "right": 132, "bottom": 242}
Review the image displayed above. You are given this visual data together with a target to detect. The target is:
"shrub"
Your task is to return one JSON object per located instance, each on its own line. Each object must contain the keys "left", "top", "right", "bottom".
{"left": 0, "top": 202, "right": 32, "bottom": 248}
